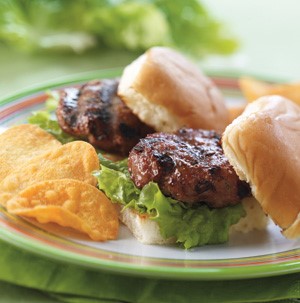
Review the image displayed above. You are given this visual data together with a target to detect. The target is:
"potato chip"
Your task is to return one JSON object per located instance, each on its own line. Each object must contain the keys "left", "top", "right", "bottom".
{"left": 7, "top": 179, "right": 119, "bottom": 241}
{"left": 239, "top": 77, "right": 300, "bottom": 106}
{"left": 0, "top": 124, "right": 61, "bottom": 181}
{"left": 0, "top": 141, "right": 99, "bottom": 207}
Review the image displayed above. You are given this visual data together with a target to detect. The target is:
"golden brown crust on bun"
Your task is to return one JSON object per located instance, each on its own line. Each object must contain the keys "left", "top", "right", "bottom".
{"left": 222, "top": 95, "right": 300, "bottom": 236}
{"left": 118, "top": 46, "right": 229, "bottom": 133}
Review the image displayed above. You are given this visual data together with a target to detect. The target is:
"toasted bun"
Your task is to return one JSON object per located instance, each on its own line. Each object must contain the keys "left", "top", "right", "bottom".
{"left": 222, "top": 95, "right": 300, "bottom": 238}
{"left": 120, "top": 197, "right": 267, "bottom": 245}
{"left": 118, "top": 46, "right": 229, "bottom": 133}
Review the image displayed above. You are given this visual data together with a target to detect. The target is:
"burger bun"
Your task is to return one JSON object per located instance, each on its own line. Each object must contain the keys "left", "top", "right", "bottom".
{"left": 118, "top": 47, "right": 229, "bottom": 133}
{"left": 222, "top": 95, "right": 300, "bottom": 238}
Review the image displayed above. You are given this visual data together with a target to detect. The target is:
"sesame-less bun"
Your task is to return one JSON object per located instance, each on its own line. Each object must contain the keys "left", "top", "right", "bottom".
{"left": 119, "top": 207, "right": 175, "bottom": 245}
{"left": 118, "top": 47, "right": 229, "bottom": 133}
{"left": 120, "top": 197, "right": 268, "bottom": 245}
{"left": 222, "top": 95, "right": 300, "bottom": 239}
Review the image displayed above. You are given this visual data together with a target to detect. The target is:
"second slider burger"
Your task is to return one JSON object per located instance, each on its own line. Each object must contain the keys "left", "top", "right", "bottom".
{"left": 118, "top": 46, "right": 229, "bottom": 133}
{"left": 94, "top": 47, "right": 274, "bottom": 249}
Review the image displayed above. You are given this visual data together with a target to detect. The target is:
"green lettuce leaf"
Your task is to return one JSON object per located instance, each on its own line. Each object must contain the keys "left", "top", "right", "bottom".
{"left": 95, "top": 156, "right": 246, "bottom": 249}
{"left": 28, "top": 92, "right": 76, "bottom": 144}
{"left": 152, "top": 0, "right": 238, "bottom": 56}
{"left": 86, "top": 1, "right": 171, "bottom": 51}
{"left": 97, "top": 153, "right": 130, "bottom": 177}
{"left": 0, "top": 0, "right": 97, "bottom": 53}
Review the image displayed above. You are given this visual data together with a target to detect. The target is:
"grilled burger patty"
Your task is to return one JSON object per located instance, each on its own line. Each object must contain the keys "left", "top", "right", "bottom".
{"left": 128, "top": 128, "right": 251, "bottom": 208}
{"left": 56, "top": 79, "right": 154, "bottom": 155}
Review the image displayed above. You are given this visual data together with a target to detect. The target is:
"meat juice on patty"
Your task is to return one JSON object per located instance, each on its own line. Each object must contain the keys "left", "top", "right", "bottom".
{"left": 56, "top": 79, "right": 154, "bottom": 155}
{"left": 128, "top": 128, "right": 251, "bottom": 208}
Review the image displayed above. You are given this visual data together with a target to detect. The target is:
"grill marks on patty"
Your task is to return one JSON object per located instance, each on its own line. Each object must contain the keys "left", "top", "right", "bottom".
{"left": 56, "top": 80, "right": 250, "bottom": 208}
{"left": 128, "top": 128, "right": 251, "bottom": 208}
{"left": 56, "top": 79, "right": 154, "bottom": 155}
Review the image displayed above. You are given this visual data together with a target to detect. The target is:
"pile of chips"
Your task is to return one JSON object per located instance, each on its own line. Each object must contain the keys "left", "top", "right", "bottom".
{"left": 239, "top": 77, "right": 300, "bottom": 105}
{"left": 0, "top": 124, "right": 119, "bottom": 241}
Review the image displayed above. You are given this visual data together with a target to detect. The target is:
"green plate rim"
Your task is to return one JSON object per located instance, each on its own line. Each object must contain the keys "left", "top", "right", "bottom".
{"left": 1, "top": 218, "right": 300, "bottom": 281}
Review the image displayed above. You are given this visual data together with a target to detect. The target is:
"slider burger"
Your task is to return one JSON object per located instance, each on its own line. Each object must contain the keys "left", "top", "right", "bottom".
{"left": 96, "top": 94, "right": 300, "bottom": 248}
{"left": 55, "top": 46, "right": 229, "bottom": 155}
{"left": 93, "top": 47, "right": 272, "bottom": 249}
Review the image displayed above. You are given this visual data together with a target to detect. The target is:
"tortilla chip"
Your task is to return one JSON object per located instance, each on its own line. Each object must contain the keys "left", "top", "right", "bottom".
{"left": 239, "top": 77, "right": 300, "bottom": 105}
{"left": 0, "top": 124, "right": 61, "bottom": 181}
{"left": 7, "top": 179, "right": 119, "bottom": 241}
{"left": 0, "top": 141, "right": 99, "bottom": 207}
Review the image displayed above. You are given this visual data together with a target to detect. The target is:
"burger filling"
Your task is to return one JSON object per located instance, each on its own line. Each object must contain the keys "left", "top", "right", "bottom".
{"left": 95, "top": 129, "right": 249, "bottom": 248}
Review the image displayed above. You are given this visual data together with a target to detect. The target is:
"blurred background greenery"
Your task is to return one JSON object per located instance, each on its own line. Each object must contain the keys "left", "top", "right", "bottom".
{"left": 0, "top": 0, "right": 237, "bottom": 55}
{"left": 0, "top": 0, "right": 300, "bottom": 98}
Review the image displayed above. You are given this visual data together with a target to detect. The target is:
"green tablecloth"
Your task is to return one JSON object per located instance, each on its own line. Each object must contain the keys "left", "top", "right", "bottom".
{"left": 0, "top": 239, "right": 299, "bottom": 303}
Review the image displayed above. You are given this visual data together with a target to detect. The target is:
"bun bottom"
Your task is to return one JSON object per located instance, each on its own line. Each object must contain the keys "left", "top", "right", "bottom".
{"left": 119, "top": 208, "right": 175, "bottom": 245}
{"left": 119, "top": 197, "right": 268, "bottom": 246}
{"left": 229, "top": 197, "right": 269, "bottom": 234}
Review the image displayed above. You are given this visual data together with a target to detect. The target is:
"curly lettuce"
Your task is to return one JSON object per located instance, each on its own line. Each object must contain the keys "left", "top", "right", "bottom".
{"left": 28, "top": 91, "right": 76, "bottom": 143}
{"left": 94, "top": 155, "right": 245, "bottom": 249}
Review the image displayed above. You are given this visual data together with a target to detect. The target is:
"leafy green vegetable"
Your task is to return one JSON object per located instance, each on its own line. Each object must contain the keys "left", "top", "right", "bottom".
{"left": 95, "top": 156, "right": 246, "bottom": 249}
{"left": 0, "top": 0, "right": 237, "bottom": 56}
{"left": 152, "top": 0, "right": 238, "bottom": 56}
{"left": 28, "top": 92, "right": 76, "bottom": 143}
{"left": 0, "top": 0, "right": 97, "bottom": 53}
{"left": 86, "top": 1, "right": 171, "bottom": 51}
{"left": 97, "top": 153, "right": 129, "bottom": 177}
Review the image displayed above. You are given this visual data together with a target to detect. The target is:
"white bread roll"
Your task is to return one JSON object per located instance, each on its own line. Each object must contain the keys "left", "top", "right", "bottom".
{"left": 222, "top": 95, "right": 300, "bottom": 238}
{"left": 120, "top": 208, "right": 175, "bottom": 245}
{"left": 118, "top": 46, "right": 229, "bottom": 133}
{"left": 120, "top": 197, "right": 268, "bottom": 245}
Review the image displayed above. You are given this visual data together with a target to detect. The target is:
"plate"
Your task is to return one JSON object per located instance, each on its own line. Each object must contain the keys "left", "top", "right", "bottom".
{"left": 0, "top": 69, "right": 300, "bottom": 281}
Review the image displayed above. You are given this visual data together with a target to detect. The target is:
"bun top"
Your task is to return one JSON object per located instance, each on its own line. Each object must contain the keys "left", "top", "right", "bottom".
{"left": 118, "top": 46, "right": 229, "bottom": 133}
{"left": 222, "top": 95, "right": 300, "bottom": 238}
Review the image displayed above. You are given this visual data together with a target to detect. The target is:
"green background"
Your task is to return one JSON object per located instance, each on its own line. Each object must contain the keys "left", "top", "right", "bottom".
{"left": 1, "top": 0, "right": 300, "bottom": 99}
